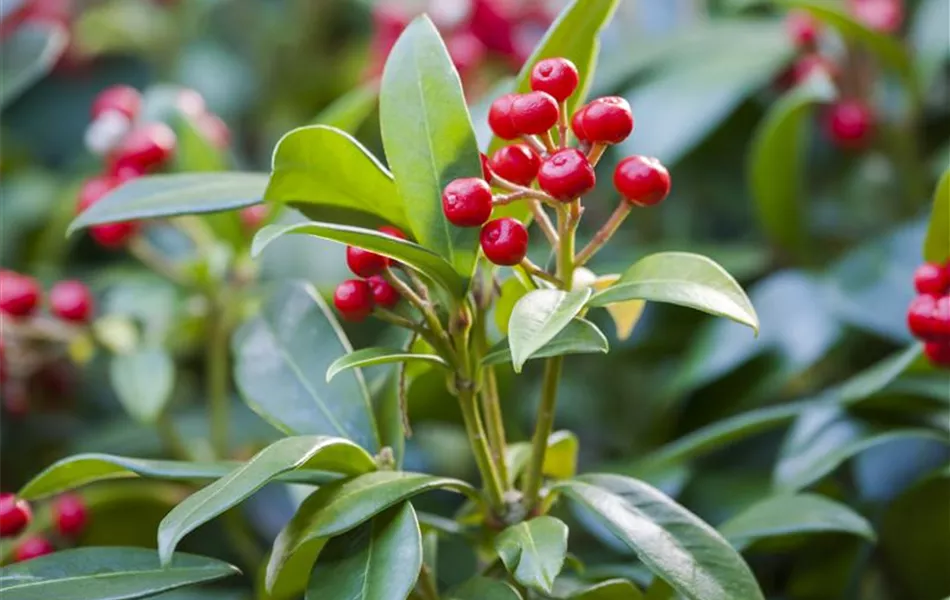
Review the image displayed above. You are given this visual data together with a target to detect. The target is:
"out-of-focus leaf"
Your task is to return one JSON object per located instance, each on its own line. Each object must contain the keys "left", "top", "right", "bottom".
{"left": 109, "top": 348, "right": 175, "bottom": 424}
{"left": 910, "top": 0, "right": 950, "bottom": 90}
{"left": 563, "top": 579, "right": 644, "bottom": 599}
{"left": 508, "top": 289, "right": 592, "bottom": 372}
{"left": 506, "top": 431, "right": 579, "bottom": 485}
{"left": 592, "top": 274, "right": 646, "bottom": 341}
{"left": 484, "top": 319, "right": 608, "bottom": 367}
{"left": 0, "top": 22, "right": 68, "bottom": 107}
{"left": 326, "top": 348, "right": 449, "bottom": 382}
{"left": 310, "top": 84, "right": 378, "bottom": 133}
{"left": 448, "top": 577, "right": 522, "bottom": 600}
{"left": 495, "top": 517, "right": 569, "bottom": 594}
{"left": 923, "top": 169, "right": 949, "bottom": 263}
{"left": 494, "top": 277, "right": 529, "bottom": 336}
{"left": 73, "top": 0, "right": 175, "bottom": 57}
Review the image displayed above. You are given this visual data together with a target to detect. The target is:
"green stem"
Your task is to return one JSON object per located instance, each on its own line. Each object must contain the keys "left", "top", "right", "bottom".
{"left": 208, "top": 299, "right": 231, "bottom": 459}
{"left": 418, "top": 564, "right": 440, "bottom": 600}
{"left": 383, "top": 268, "right": 454, "bottom": 358}
{"left": 458, "top": 381, "right": 507, "bottom": 512}
{"left": 474, "top": 319, "right": 510, "bottom": 488}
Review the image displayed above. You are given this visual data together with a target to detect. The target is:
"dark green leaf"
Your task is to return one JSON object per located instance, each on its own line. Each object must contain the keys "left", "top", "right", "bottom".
{"left": 326, "top": 347, "right": 449, "bottom": 382}
{"left": 565, "top": 579, "right": 644, "bottom": 600}
{"left": 0, "top": 22, "right": 68, "bottom": 108}
{"left": 483, "top": 319, "right": 608, "bottom": 367}
{"left": 109, "top": 348, "right": 175, "bottom": 424}
{"left": 448, "top": 577, "right": 522, "bottom": 600}
{"left": 0, "top": 547, "right": 238, "bottom": 600}
{"left": 306, "top": 502, "right": 421, "bottom": 600}
{"left": 554, "top": 474, "right": 764, "bottom": 600}
{"left": 506, "top": 430, "right": 579, "bottom": 485}
{"left": 310, "top": 84, "right": 379, "bottom": 134}
{"left": 589, "top": 252, "right": 758, "bottom": 332}
{"left": 233, "top": 282, "right": 380, "bottom": 450}
{"left": 495, "top": 516, "right": 569, "bottom": 594}
{"left": 508, "top": 289, "right": 592, "bottom": 373}
{"left": 379, "top": 16, "right": 482, "bottom": 278}
{"left": 923, "top": 168, "right": 949, "bottom": 263}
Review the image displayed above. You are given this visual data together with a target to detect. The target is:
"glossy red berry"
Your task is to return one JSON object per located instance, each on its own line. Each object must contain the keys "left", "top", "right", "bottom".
{"left": 914, "top": 263, "right": 950, "bottom": 295}
{"left": 54, "top": 494, "right": 88, "bottom": 537}
{"left": 442, "top": 178, "right": 494, "bottom": 227}
{"left": 571, "top": 106, "right": 589, "bottom": 143}
{"left": 489, "top": 144, "right": 541, "bottom": 186}
{"left": 908, "top": 294, "right": 940, "bottom": 341}
{"left": 378, "top": 226, "right": 407, "bottom": 240}
{"left": 14, "top": 536, "right": 54, "bottom": 562}
{"left": 510, "top": 91, "right": 559, "bottom": 136}
{"left": 368, "top": 275, "right": 400, "bottom": 309}
{"left": 89, "top": 222, "right": 140, "bottom": 249}
{"left": 91, "top": 85, "right": 141, "bottom": 120}
{"left": 786, "top": 10, "right": 820, "bottom": 48}
{"left": 488, "top": 93, "right": 520, "bottom": 140}
{"left": 334, "top": 279, "right": 375, "bottom": 322}
{"left": 933, "top": 296, "right": 950, "bottom": 341}
{"left": 76, "top": 175, "right": 118, "bottom": 213}
{"left": 239, "top": 205, "right": 268, "bottom": 230}
{"left": 480, "top": 218, "right": 528, "bottom": 266}
{"left": 537, "top": 149, "right": 596, "bottom": 201}
{"left": 0, "top": 494, "right": 32, "bottom": 538}
{"left": 480, "top": 153, "right": 493, "bottom": 180}
{"left": 581, "top": 97, "right": 634, "bottom": 144}
{"left": 826, "top": 100, "right": 874, "bottom": 150}
{"left": 0, "top": 272, "right": 41, "bottom": 318}
{"left": 109, "top": 123, "right": 177, "bottom": 174}
{"left": 614, "top": 156, "right": 671, "bottom": 207}
{"left": 50, "top": 280, "right": 94, "bottom": 323}
{"left": 530, "top": 57, "right": 579, "bottom": 101}
{"left": 923, "top": 341, "right": 950, "bottom": 368}
{"left": 346, "top": 246, "right": 388, "bottom": 278}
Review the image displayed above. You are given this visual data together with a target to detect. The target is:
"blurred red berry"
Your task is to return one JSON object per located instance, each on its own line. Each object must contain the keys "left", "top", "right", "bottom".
{"left": 488, "top": 94, "right": 520, "bottom": 140}
{"left": 0, "top": 494, "right": 32, "bottom": 538}
{"left": 49, "top": 280, "right": 94, "bottom": 323}
{"left": 826, "top": 100, "right": 875, "bottom": 150}
{"left": 0, "top": 272, "right": 41, "bottom": 318}
{"left": 378, "top": 226, "right": 407, "bottom": 240}
{"left": 510, "top": 91, "right": 559, "bottom": 136}
{"left": 787, "top": 10, "right": 821, "bottom": 48}
{"left": 571, "top": 106, "right": 589, "bottom": 143}
{"left": 368, "top": 275, "right": 400, "bottom": 309}
{"left": 481, "top": 218, "right": 528, "bottom": 266}
{"left": 89, "top": 222, "right": 140, "bottom": 249}
{"left": 530, "top": 57, "right": 579, "bottom": 102}
{"left": 489, "top": 144, "right": 541, "bottom": 186}
{"left": 346, "top": 246, "right": 389, "bottom": 278}
{"left": 196, "top": 113, "right": 230, "bottom": 149}
{"left": 914, "top": 263, "right": 950, "bottom": 295}
{"left": 469, "top": 0, "right": 517, "bottom": 56}
{"left": 175, "top": 88, "right": 206, "bottom": 119}
{"left": 581, "top": 97, "right": 634, "bottom": 144}
{"left": 537, "top": 149, "right": 595, "bottom": 201}
{"left": 447, "top": 31, "right": 486, "bottom": 76}
{"left": 54, "top": 494, "right": 87, "bottom": 538}
{"left": 240, "top": 205, "right": 268, "bottom": 230}
{"left": 924, "top": 341, "right": 950, "bottom": 368}
{"left": 847, "top": 0, "right": 903, "bottom": 33}
{"left": 14, "top": 536, "right": 54, "bottom": 562}
{"left": 614, "top": 156, "right": 671, "bottom": 207}
{"left": 334, "top": 279, "right": 375, "bottom": 322}
{"left": 791, "top": 54, "right": 838, "bottom": 84}
{"left": 91, "top": 85, "right": 141, "bottom": 121}
{"left": 443, "top": 178, "right": 494, "bottom": 227}
{"left": 76, "top": 175, "right": 118, "bottom": 213}
{"left": 109, "top": 123, "right": 177, "bottom": 174}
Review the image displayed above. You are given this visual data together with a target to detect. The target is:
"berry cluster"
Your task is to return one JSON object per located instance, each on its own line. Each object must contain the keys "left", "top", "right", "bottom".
{"left": 907, "top": 261, "right": 950, "bottom": 368}
{"left": 0, "top": 493, "right": 89, "bottom": 563}
{"left": 332, "top": 227, "right": 406, "bottom": 322}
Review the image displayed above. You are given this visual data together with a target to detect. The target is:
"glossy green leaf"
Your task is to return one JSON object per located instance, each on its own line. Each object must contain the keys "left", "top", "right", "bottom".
{"left": 589, "top": 252, "right": 758, "bottom": 333}
{"left": 379, "top": 16, "right": 482, "bottom": 278}
{"left": 266, "top": 471, "right": 474, "bottom": 594}
{"left": 306, "top": 502, "right": 421, "bottom": 600}
{"left": 495, "top": 516, "right": 569, "bottom": 594}
{"left": 718, "top": 493, "right": 875, "bottom": 550}
{"left": 923, "top": 168, "right": 949, "bottom": 263}
{"left": 310, "top": 84, "right": 379, "bottom": 133}
{"left": 749, "top": 73, "right": 836, "bottom": 257}
{"left": 506, "top": 430, "right": 579, "bottom": 485}
{"left": 326, "top": 347, "right": 449, "bottom": 382}
{"left": 483, "top": 318, "right": 608, "bottom": 367}
{"left": 68, "top": 173, "right": 267, "bottom": 234}
{"left": 109, "top": 348, "right": 175, "bottom": 424}
{"left": 158, "top": 436, "right": 375, "bottom": 564}
{"left": 0, "top": 547, "right": 238, "bottom": 600}
{"left": 0, "top": 22, "right": 68, "bottom": 108}
{"left": 448, "top": 577, "right": 523, "bottom": 600}
{"left": 565, "top": 579, "right": 644, "bottom": 599}
{"left": 494, "top": 277, "right": 529, "bottom": 335}
{"left": 264, "top": 125, "right": 408, "bottom": 230}
{"left": 554, "top": 474, "right": 764, "bottom": 600}
{"left": 508, "top": 289, "right": 593, "bottom": 373}
{"left": 233, "top": 282, "right": 379, "bottom": 450}
{"left": 252, "top": 223, "right": 468, "bottom": 298}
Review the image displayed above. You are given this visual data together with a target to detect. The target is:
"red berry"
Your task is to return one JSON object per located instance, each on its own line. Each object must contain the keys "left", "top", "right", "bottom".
{"left": 442, "top": 177, "right": 494, "bottom": 227}
{"left": 0, "top": 272, "right": 41, "bottom": 318}
{"left": 791, "top": 54, "right": 838, "bottom": 84}
{"left": 537, "top": 149, "right": 595, "bottom": 201}
{"left": 49, "top": 280, "right": 93, "bottom": 323}
{"left": 908, "top": 294, "right": 941, "bottom": 341}
{"left": 488, "top": 94, "right": 520, "bottom": 140}
{"left": 480, "top": 218, "right": 528, "bottom": 266}
{"left": 333, "top": 279, "right": 375, "bottom": 322}
{"left": 826, "top": 100, "right": 874, "bottom": 150}
{"left": 847, "top": 0, "right": 903, "bottom": 33}
{"left": 240, "top": 205, "right": 268, "bottom": 230}
{"left": 195, "top": 113, "right": 230, "bottom": 149}
{"left": 346, "top": 246, "right": 389, "bottom": 278}
{"left": 14, "top": 536, "right": 54, "bottom": 562}
{"left": 368, "top": 275, "right": 400, "bottom": 309}
{"left": 923, "top": 341, "right": 950, "bottom": 368}
{"left": 90, "top": 222, "right": 140, "bottom": 249}
{"left": 530, "top": 57, "right": 579, "bottom": 102}
{"left": 91, "top": 85, "right": 141, "bottom": 120}
{"left": 571, "top": 106, "right": 589, "bottom": 142}
{"left": 787, "top": 10, "right": 820, "bottom": 48}
{"left": 0, "top": 494, "right": 32, "bottom": 538}
{"left": 489, "top": 144, "right": 541, "bottom": 186}
{"left": 914, "top": 263, "right": 950, "bottom": 295}
{"left": 614, "top": 155, "right": 671, "bottom": 207}
{"left": 76, "top": 175, "right": 118, "bottom": 213}
{"left": 510, "top": 91, "right": 559, "bottom": 136}
{"left": 108, "top": 123, "right": 177, "bottom": 174}
{"left": 378, "top": 226, "right": 407, "bottom": 240}
{"left": 446, "top": 31, "right": 486, "bottom": 75}
{"left": 934, "top": 296, "right": 950, "bottom": 341}
{"left": 480, "top": 153, "right": 493, "bottom": 181}
{"left": 54, "top": 494, "right": 87, "bottom": 537}
{"left": 581, "top": 97, "right": 634, "bottom": 144}
{"left": 175, "top": 88, "right": 206, "bottom": 119}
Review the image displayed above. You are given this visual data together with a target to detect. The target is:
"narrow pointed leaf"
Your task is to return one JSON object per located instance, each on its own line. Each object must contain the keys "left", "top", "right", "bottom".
{"left": 566, "top": 579, "right": 644, "bottom": 600}
{"left": 923, "top": 168, "right": 949, "bottom": 263}
{"left": 448, "top": 577, "right": 523, "bottom": 600}
{"left": 484, "top": 318, "right": 608, "bottom": 367}
{"left": 327, "top": 347, "right": 449, "bottom": 382}
{"left": 109, "top": 348, "right": 175, "bottom": 424}
{"left": 506, "top": 431, "right": 579, "bottom": 485}
{"left": 508, "top": 289, "right": 593, "bottom": 373}
{"left": 495, "top": 516, "right": 569, "bottom": 594}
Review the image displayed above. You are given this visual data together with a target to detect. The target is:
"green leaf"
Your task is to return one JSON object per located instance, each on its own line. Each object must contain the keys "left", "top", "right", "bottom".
{"left": 0, "top": 547, "right": 238, "bottom": 600}
{"left": 749, "top": 73, "right": 836, "bottom": 257}
{"left": 306, "top": 502, "right": 422, "bottom": 600}
{"left": 266, "top": 471, "right": 474, "bottom": 594}
{"left": 173, "top": 116, "right": 229, "bottom": 173}
{"left": 0, "top": 22, "right": 68, "bottom": 108}
{"left": 326, "top": 347, "right": 449, "bottom": 382}
{"left": 506, "top": 430, "right": 579, "bottom": 486}
{"left": 508, "top": 289, "right": 593, "bottom": 373}
{"left": 448, "top": 577, "right": 523, "bottom": 600}
{"left": 265, "top": 125, "right": 409, "bottom": 230}
{"left": 553, "top": 474, "right": 764, "bottom": 600}
{"left": 483, "top": 319, "right": 608, "bottom": 367}
{"left": 158, "top": 436, "right": 375, "bottom": 564}
{"left": 68, "top": 173, "right": 267, "bottom": 234}
{"left": 233, "top": 282, "right": 379, "bottom": 450}
{"left": 495, "top": 516, "right": 569, "bottom": 594}
{"left": 310, "top": 84, "right": 379, "bottom": 133}
{"left": 494, "top": 277, "right": 529, "bottom": 335}
{"left": 718, "top": 493, "right": 875, "bottom": 550}
{"left": 589, "top": 252, "right": 758, "bottom": 333}
{"left": 379, "top": 16, "right": 482, "bottom": 278}
{"left": 923, "top": 169, "right": 949, "bottom": 263}
{"left": 252, "top": 223, "right": 468, "bottom": 298}
{"left": 109, "top": 348, "right": 175, "bottom": 424}
{"left": 565, "top": 579, "right": 644, "bottom": 599}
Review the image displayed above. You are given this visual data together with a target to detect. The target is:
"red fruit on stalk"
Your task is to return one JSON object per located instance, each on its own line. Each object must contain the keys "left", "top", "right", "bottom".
{"left": 0, "top": 494, "right": 32, "bottom": 538}
{"left": 530, "top": 57, "right": 579, "bottom": 102}
{"left": 488, "top": 94, "right": 520, "bottom": 140}
{"left": 0, "top": 272, "right": 41, "bottom": 318}
{"left": 510, "top": 91, "right": 559, "bottom": 135}
{"left": 54, "top": 494, "right": 88, "bottom": 537}
{"left": 786, "top": 10, "right": 821, "bottom": 48}
{"left": 442, "top": 178, "right": 494, "bottom": 227}
{"left": 480, "top": 153, "right": 493, "bottom": 181}
{"left": 91, "top": 85, "right": 141, "bottom": 121}
{"left": 346, "top": 246, "right": 388, "bottom": 278}
{"left": 481, "top": 218, "right": 528, "bottom": 266}
{"left": 537, "top": 149, "right": 595, "bottom": 201}
{"left": 90, "top": 223, "right": 140, "bottom": 249}
{"left": 914, "top": 263, "right": 950, "bottom": 295}
{"left": 924, "top": 341, "right": 950, "bottom": 368}
{"left": 109, "top": 123, "right": 177, "bottom": 174}
{"left": 908, "top": 294, "right": 941, "bottom": 341}
{"left": 368, "top": 275, "right": 399, "bottom": 309}
{"left": 580, "top": 97, "right": 634, "bottom": 144}
{"left": 14, "top": 536, "right": 54, "bottom": 562}
{"left": 614, "top": 155, "right": 671, "bottom": 207}
{"left": 378, "top": 226, "right": 407, "bottom": 240}
{"left": 489, "top": 144, "right": 540, "bottom": 186}
{"left": 76, "top": 175, "right": 118, "bottom": 213}
{"left": 825, "top": 100, "right": 875, "bottom": 150}
{"left": 239, "top": 205, "right": 268, "bottom": 230}
{"left": 333, "top": 279, "right": 375, "bottom": 322}
{"left": 571, "top": 106, "right": 589, "bottom": 143}
{"left": 50, "top": 281, "right": 94, "bottom": 323}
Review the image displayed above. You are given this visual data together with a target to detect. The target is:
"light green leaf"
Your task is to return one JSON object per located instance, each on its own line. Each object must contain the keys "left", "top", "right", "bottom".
{"left": 448, "top": 577, "right": 523, "bottom": 600}
{"left": 265, "top": 125, "right": 408, "bottom": 230}
{"left": 306, "top": 502, "right": 421, "bottom": 600}
{"left": 589, "top": 252, "right": 758, "bottom": 333}
{"left": 508, "top": 289, "right": 593, "bottom": 373}
{"left": 554, "top": 474, "right": 764, "bottom": 600}
{"left": 495, "top": 516, "right": 569, "bottom": 594}
{"left": 506, "top": 430, "right": 579, "bottom": 486}
{"left": 565, "top": 579, "right": 644, "bottom": 600}
{"left": 0, "top": 547, "right": 238, "bottom": 600}
{"left": 109, "top": 348, "right": 175, "bottom": 424}
{"left": 310, "top": 84, "right": 379, "bottom": 133}
{"left": 252, "top": 223, "right": 467, "bottom": 298}
{"left": 326, "top": 347, "right": 449, "bottom": 382}
{"left": 379, "top": 16, "right": 482, "bottom": 278}
{"left": 173, "top": 116, "right": 229, "bottom": 173}
{"left": 923, "top": 169, "right": 949, "bottom": 263}
{"left": 0, "top": 22, "right": 68, "bottom": 108}
{"left": 233, "top": 282, "right": 379, "bottom": 450}
{"left": 718, "top": 493, "right": 875, "bottom": 550}
{"left": 67, "top": 173, "right": 267, "bottom": 234}
{"left": 483, "top": 318, "right": 608, "bottom": 367}
{"left": 494, "top": 277, "right": 529, "bottom": 335}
